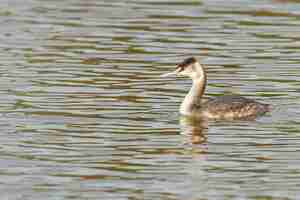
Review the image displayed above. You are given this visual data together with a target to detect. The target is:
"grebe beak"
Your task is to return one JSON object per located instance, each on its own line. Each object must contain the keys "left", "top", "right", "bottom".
{"left": 160, "top": 68, "right": 181, "bottom": 77}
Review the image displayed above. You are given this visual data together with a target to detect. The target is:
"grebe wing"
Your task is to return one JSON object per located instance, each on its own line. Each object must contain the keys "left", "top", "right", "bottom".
{"left": 202, "top": 95, "right": 258, "bottom": 112}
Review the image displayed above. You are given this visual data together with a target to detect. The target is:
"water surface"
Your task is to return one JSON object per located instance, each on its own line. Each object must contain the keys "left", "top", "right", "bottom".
{"left": 1, "top": 0, "right": 300, "bottom": 199}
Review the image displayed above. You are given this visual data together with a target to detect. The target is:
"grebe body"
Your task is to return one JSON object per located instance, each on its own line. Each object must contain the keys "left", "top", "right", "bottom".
{"left": 162, "top": 57, "right": 270, "bottom": 120}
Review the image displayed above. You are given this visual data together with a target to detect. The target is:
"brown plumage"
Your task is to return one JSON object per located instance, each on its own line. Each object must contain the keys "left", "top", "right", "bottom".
{"left": 195, "top": 95, "right": 270, "bottom": 119}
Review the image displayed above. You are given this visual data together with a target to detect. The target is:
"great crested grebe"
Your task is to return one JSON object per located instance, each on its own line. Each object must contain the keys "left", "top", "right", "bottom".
{"left": 161, "top": 57, "right": 270, "bottom": 119}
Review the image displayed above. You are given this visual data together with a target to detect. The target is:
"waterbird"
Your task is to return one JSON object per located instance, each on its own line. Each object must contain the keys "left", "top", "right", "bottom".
{"left": 161, "top": 57, "right": 270, "bottom": 120}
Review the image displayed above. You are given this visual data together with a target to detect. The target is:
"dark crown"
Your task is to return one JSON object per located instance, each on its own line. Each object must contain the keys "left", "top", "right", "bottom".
{"left": 176, "top": 57, "right": 197, "bottom": 71}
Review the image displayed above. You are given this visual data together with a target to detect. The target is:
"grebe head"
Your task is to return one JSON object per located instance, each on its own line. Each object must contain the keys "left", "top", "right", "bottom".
{"left": 161, "top": 57, "right": 205, "bottom": 80}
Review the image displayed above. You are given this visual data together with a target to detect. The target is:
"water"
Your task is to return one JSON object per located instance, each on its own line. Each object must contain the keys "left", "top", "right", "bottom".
{"left": 1, "top": 0, "right": 300, "bottom": 199}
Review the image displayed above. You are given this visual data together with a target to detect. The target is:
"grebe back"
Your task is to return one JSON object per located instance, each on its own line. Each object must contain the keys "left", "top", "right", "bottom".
{"left": 161, "top": 57, "right": 270, "bottom": 120}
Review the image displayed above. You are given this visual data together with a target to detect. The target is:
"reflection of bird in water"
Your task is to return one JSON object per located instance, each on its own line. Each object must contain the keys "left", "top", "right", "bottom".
{"left": 180, "top": 117, "right": 208, "bottom": 145}
{"left": 161, "top": 57, "right": 270, "bottom": 120}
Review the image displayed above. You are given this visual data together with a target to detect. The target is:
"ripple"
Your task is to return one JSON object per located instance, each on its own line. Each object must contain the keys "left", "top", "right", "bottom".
{"left": 1, "top": 0, "right": 300, "bottom": 199}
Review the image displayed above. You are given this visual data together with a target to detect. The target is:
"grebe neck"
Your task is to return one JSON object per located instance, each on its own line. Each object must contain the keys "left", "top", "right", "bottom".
{"left": 180, "top": 70, "right": 207, "bottom": 116}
